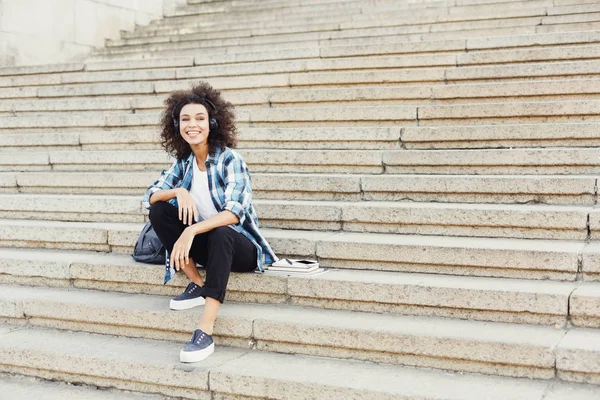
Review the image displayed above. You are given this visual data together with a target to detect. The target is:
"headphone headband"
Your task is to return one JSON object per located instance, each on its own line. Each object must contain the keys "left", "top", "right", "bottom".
{"left": 172, "top": 97, "right": 216, "bottom": 118}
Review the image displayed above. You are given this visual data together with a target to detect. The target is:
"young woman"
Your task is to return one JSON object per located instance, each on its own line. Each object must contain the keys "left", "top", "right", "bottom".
{"left": 142, "top": 82, "right": 277, "bottom": 363}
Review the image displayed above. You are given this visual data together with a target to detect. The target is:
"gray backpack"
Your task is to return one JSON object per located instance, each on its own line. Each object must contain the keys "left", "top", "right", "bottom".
{"left": 132, "top": 221, "right": 166, "bottom": 264}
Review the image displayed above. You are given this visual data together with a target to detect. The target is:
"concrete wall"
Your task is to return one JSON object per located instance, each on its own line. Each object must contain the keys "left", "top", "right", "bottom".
{"left": 0, "top": 0, "right": 185, "bottom": 67}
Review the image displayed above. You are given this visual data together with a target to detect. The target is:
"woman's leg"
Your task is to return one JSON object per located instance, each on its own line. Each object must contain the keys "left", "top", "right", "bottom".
{"left": 149, "top": 201, "right": 206, "bottom": 286}
{"left": 195, "top": 226, "right": 257, "bottom": 334}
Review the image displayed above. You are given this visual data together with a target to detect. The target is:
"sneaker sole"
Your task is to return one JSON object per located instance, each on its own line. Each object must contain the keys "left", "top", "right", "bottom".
{"left": 170, "top": 296, "right": 206, "bottom": 311}
{"left": 180, "top": 343, "right": 215, "bottom": 363}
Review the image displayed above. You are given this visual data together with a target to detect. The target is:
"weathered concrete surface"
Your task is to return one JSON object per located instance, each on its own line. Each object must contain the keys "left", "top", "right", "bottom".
{"left": 1, "top": 325, "right": 593, "bottom": 400}
{"left": 556, "top": 329, "right": 600, "bottom": 385}
{"left": 570, "top": 284, "right": 600, "bottom": 328}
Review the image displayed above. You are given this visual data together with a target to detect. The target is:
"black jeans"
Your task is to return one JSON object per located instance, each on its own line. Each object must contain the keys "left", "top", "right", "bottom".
{"left": 148, "top": 201, "right": 257, "bottom": 303}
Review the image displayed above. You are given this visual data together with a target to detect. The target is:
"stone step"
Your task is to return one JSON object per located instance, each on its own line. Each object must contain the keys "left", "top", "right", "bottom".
{"left": 2, "top": 38, "right": 600, "bottom": 82}
{"left": 9, "top": 76, "right": 600, "bottom": 113}
{"left": 1, "top": 149, "right": 384, "bottom": 173}
{"left": 87, "top": 31, "right": 600, "bottom": 63}
{"left": 109, "top": 18, "right": 598, "bottom": 59}
{"left": 458, "top": 43, "right": 600, "bottom": 66}
{"left": 584, "top": 242, "right": 600, "bottom": 281}
{"left": 256, "top": 200, "right": 594, "bottom": 240}
{"left": 92, "top": 25, "right": 540, "bottom": 59}
{"left": 214, "top": 0, "right": 450, "bottom": 12}
{"left": 1, "top": 286, "right": 599, "bottom": 382}
{"left": 132, "top": 2, "right": 438, "bottom": 35}
{"left": 105, "top": 14, "right": 544, "bottom": 51}
{"left": 211, "top": 0, "right": 365, "bottom": 8}
{"left": 154, "top": 1, "right": 550, "bottom": 31}
{"left": 446, "top": 60, "right": 600, "bottom": 83}
{"left": 343, "top": 30, "right": 600, "bottom": 58}
{"left": 7, "top": 59, "right": 600, "bottom": 99}
{"left": 2, "top": 123, "right": 600, "bottom": 151}
{"left": 0, "top": 374, "right": 162, "bottom": 400}
{"left": 115, "top": 29, "right": 548, "bottom": 66}
{"left": 2, "top": 147, "right": 599, "bottom": 174}
{"left": 208, "top": 0, "right": 364, "bottom": 7}
{"left": 538, "top": 20, "right": 600, "bottom": 35}
{"left": 343, "top": 2, "right": 592, "bottom": 32}
{"left": 542, "top": 11, "right": 600, "bottom": 26}
{"left": 82, "top": 51, "right": 460, "bottom": 76}
{"left": 382, "top": 147, "right": 600, "bottom": 174}
{"left": 0, "top": 221, "right": 593, "bottom": 281}
{"left": 402, "top": 122, "right": 600, "bottom": 149}
{"left": 0, "top": 127, "right": 402, "bottom": 151}
{"left": 0, "top": 61, "right": 447, "bottom": 89}
{"left": 0, "top": 325, "right": 595, "bottom": 400}
{"left": 0, "top": 63, "right": 85, "bottom": 78}
{"left": 0, "top": 104, "right": 594, "bottom": 130}
{"left": 7, "top": 100, "right": 600, "bottom": 128}
{"left": 142, "top": 0, "right": 544, "bottom": 31}
{"left": 166, "top": 2, "right": 228, "bottom": 16}
{"left": 215, "top": 0, "right": 397, "bottom": 6}
{"left": 416, "top": 99, "right": 600, "bottom": 126}
{"left": 571, "top": 283, "right": 600, "bottom": 328}
{"left": 171, "top": 0, "right": 371, "bottom": 19}
{"left": 157, "top": 0, "right": 522, "bottom": 29}
{"left": 0, "top": 248, "right": 596, "bottom": 326}
{"left": 0, "top": 193, "right": 145, "bottom": 223}
{"left": 263, "top": 78, "right": 600, "bottom": 106}
{"left": 117, "top": 12, "right": 542, "bottom": 51}
{"left": 1, "top": 171, "right": 596, "bottom": 205}
{"left": 0, "top": 193, "right": 594, "bottom": 240}
{"left": 0, "top": 121, "right": 595, "bottom": 148}
{"left": 198, "top": 0, "right": 453, "bottom": 11}
{"left": 54, "top": 41, "right": 600, "bottom": 80}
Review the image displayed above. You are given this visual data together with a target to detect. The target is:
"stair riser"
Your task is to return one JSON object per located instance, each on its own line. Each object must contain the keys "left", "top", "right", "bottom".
{"left": 0, "top": 293, "right": 570, "bottom": 381}
{"left": 0, "top": 225, "right": 589, "bottom": 280}
{"left": 2, "top": 173, "right": 595, "bottom": 205}
{"left": 0, "top": 264, "right": 577, "bottom": 326}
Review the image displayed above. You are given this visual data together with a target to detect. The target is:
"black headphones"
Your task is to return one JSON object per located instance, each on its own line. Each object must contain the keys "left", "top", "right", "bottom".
{"left": 172, "top": 98, "right": 219, "bottom": 133}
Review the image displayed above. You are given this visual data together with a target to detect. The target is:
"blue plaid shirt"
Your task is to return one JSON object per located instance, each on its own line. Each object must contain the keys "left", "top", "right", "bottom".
{"left": 142, "top": 146, "right": 278, "bottom": 283}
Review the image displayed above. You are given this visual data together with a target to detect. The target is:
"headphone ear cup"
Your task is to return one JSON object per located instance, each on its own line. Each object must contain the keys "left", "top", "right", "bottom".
{"left": 173, "top": 117, "right": 179, "bottom": 130}
{"left": 209, "top": 117, "right": 218, "bottom": 133}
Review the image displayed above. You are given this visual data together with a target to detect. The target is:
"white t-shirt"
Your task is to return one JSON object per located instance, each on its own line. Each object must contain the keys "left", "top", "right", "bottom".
{"left": 190, "top": 157, "right": 219, "bottom": 221}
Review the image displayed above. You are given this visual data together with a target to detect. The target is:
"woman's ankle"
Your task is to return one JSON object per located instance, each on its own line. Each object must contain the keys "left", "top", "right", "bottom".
{"left": 197, "top": 322, "right": 213, "bottom": 335}
{"left": 192, "top": 278, "right": 204, "bottom": 287}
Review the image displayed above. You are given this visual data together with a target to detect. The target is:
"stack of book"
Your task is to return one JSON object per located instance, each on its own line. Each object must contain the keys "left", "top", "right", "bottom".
{"left": 264, "top": 258, "right": 326, "bottom": 275}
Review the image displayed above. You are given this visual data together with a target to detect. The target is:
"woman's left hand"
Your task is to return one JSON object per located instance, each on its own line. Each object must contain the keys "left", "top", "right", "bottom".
{"left": 171, "top": 227, "right": 196, "bottom": 271}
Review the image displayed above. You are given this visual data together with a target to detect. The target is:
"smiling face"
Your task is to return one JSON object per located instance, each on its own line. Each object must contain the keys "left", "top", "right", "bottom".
{"left": 178, "top": 102, "right": 211, "bottom": 148}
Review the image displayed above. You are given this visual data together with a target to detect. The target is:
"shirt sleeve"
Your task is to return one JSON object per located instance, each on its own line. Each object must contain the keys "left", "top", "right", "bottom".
{"left": 141, "top": 160, "right": 182, "bottom": 210}
{"left": 222, "top": 152, "right": 252, "bottom": 225}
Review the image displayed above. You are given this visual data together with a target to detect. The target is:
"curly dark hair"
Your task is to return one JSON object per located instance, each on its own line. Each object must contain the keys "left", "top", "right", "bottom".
{"left": 159, "top": 81, "right": 238, "bottom": 160}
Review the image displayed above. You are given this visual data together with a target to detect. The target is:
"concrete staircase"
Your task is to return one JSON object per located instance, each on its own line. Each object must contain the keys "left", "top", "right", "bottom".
{"left": 1, "top": 0, "right": 600, "bottom": 397}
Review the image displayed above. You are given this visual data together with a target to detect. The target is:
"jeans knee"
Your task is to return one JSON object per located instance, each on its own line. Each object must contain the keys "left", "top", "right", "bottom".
{"left": 207, "top": 227, "right": 235, "bottom": 249}
{"left": 208, "top": 226, "right": 231, "bottom": 241}
{"left": 148, "top": 201, "right": 170, "bottom": 225}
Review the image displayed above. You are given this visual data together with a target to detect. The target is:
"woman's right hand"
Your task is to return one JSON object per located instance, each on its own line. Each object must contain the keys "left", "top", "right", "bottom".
{"left": 175, "top": 188, "right": 198, "bottom": 225}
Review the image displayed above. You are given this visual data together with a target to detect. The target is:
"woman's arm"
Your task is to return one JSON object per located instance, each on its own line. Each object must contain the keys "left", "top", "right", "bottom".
{"left": 142, "top": 160, "right": 183, "bottom": 210}
{"left": 150, "top": 187, "right": 201, "bottom": 226}
{"left": 221, "top": 151, "right": 252, "bottom": 225}
{"left": 187, "top": 210, "right": 239, "bottom": 236}
{"left": 148, "top": 188, "right": 181, "bottom": 205}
